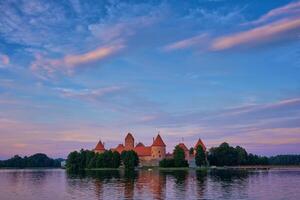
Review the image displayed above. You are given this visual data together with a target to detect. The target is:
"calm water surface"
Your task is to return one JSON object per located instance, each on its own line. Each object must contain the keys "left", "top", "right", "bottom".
{"left": 0, "top": 168, "right": 300, "bottom": 200}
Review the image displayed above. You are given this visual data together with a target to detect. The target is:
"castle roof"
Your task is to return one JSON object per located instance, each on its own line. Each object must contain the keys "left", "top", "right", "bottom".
{"left": 178, "top": 143, "right": 189, "bottom": 152}
{"left": 195, "top": 138, "right": 206, "bottom": 152}
{"left": 152, "top": 134, "right": 166, "bottom": 147}
{"left": 125, "top": 133, "right": 134, "bottom": 141}
{"left": 95, "top": 140, "right": 105, "bottom": 151}
{"left": 112, "top": 144, "right": 125, "bottom": 154}
{"left": 136, "top": 142, "right": 145, "bottom": 147}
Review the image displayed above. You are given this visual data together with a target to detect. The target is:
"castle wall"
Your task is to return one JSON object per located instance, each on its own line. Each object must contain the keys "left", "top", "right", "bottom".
{"left": 151, "top": 146, "right": 166, "bottom": 160}
{"left": 137, "top": 155, "right": 159, "bottom": 167}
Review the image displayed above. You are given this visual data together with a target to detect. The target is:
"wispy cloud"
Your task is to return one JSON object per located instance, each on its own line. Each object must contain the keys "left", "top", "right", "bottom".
{"left": 163, "top": 34, "right": 208, "bottom": 51}
{"left": 245, "top": 1, "right": 300, "bottom": 25}
{"left": 162, "top": 1, "right": 300, "bottom": 52}
{"left": 30, "top": 43, "right": 124, "bottom": 78}
{"left": 139, "top": 97, "right": 300, "bottom": 153}
{"left": 211, "top": 17, "right": 300, "bottom": 50}
{"left": 63, "top": 44, "right": 124, "bottom": 67}
{"left": 88, "top": 12, "right": 160, "bottom": 43}
{"left": 55, "top": 86, "right": 124, "bottom": 101}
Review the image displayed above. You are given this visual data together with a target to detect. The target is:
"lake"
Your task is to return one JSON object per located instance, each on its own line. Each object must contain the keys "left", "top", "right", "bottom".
{"left": 0, "top": 168, "right": 299, "bottom": 200}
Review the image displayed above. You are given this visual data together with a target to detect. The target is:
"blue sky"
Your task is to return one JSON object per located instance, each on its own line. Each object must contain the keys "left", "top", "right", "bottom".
{"left": 0, "top": 0, "right": 300, "bottom": 158}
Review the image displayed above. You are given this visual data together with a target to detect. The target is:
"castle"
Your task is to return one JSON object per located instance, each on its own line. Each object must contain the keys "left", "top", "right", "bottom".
{"left": 94, "top": 133, "right": 206, "bottom": 166}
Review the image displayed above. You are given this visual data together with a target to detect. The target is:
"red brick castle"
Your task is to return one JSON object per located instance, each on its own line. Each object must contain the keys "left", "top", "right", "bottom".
{"left": 94, "top": 132, "right": 206, "bottom": 166}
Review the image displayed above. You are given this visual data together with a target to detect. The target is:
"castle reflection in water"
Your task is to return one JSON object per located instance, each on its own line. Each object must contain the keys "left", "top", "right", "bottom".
{"left": 67, "top": 169, "right": 249, "bottom": 200}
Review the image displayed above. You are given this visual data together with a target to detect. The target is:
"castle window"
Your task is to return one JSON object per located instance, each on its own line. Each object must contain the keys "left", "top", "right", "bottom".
{"left": 158, "top": 151, "right": 160, "bottom": 153}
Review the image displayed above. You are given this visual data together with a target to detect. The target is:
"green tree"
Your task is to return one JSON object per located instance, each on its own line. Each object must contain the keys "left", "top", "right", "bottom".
{"left": 208, "top": 142, "right": 270, "bottom": 166}
{"left": 96, "top": 153, "right": 104, "bottom": 168}
{"left": 195, "top": 145, "right": 206, "bottom": 167}
{"left": 0, "top": 154, "right": 61, "bottom": 169}
{"left": 159, "top": 159, "right": 175, "bottom": 167}
{"left": 235, "top": 146, "right": 248, "bottom": 165}
{"left": 173, "top": 145, "right": 189, "bottom": 167}
{"left": 85, "top": 150, "right": 95, "bottom": 167}
{"left": 103, "top": 150, "right": 113, "bottom": 168}
{"left": 269, "top": 155, "right": 300, "bottom": 165}
{"left": 87, "top": 156, "right": 96, "bottom": 168}
{"left": 112, "top": 151, "right": 121, "bottom": 168}
{"left": 66, "top": 151, "right": 81, "bottom": 171}
{"left": 121, "top": 150, "right": 139, "bottom": 170}
{"left": 78, "top": 149, "right": 87, "bottom": 169}
{"left": 208, "top": 142, "right": 238, "bottom": 166}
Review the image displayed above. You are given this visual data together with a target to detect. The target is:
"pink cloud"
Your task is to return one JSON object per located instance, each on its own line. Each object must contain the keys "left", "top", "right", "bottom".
{"left": 30, "top": 43, "right": 124, "bottom": 78}
{"left": 211, "top": 17, "right": 300, "bottom": 50}
{"left": 0, "top": 54, "right": 9, "bottom": 66}
{"left": 63, "top": 44, "right": 124, "bottom": 67}
{"left": 163, "top": 34, "right": 208, "bottom": 51}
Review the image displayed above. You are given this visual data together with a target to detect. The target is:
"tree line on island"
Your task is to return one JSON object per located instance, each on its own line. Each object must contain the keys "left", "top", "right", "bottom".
{"left": 66, "top": 150, "right": 139, "bottom": 171}
{"left": 159, "top": 142, "right": 270, "bottom": 168}
{"left": 65, "top": 142, "right": 300, "bottom": 171}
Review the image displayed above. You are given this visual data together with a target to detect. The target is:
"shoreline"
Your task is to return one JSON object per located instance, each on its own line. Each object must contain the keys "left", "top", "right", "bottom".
{"left": 84, "top": 165, "right": 300, "bottom": 171}
{"left": 1, "top": 165, "right": 300, "bottom": 171}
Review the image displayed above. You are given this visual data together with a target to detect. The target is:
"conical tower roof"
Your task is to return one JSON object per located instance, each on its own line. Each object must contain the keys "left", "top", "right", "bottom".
{"left": 152, "top": 134, "right": 166, "bottom": 147}
{"left": 95, "top": 140, "right": 105, "bottom": 151}
{"left": 125, "top": 133, "right": 134, "bottom": 140}
{"left": 194, "top": 138, "right": 206, "bottom": 151}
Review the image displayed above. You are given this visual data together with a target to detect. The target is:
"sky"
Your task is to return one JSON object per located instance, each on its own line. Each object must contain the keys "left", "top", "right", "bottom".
{"left": 0, "top": 0, "right": 300, "bottom": 159}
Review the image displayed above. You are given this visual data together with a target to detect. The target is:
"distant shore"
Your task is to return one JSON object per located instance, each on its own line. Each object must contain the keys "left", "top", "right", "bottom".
{"left": 83, "top": 165, "right": 300, "bottom": 171}
{"left": 0, "top": 167, "right": 62, "bottom": 170}
{"left": 1, "top": 165, "right": 300, "bottom": 171}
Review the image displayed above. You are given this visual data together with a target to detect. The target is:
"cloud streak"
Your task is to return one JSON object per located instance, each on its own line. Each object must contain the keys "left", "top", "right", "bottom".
{"left": 211, "top": 17, "right": 300, "bottom": 50}
{"left": 31, "top": 43, "right": 124, "bottom": 78}
{"left": 162, "top": 1, "right": 300, "bottom": 52}
{"left": 64, "top": 44, "right": 124, "bottom": 67}
{"left": 55, "top": 86, "right": 124, "bottom": 101}
{"left": 245, "top": 1, "right": 300, "bottom": 25}
{"left": 163, "top": 34, "right": 208, "bottom": 51}
{"left": 139, "top": 97, "right": 300, "bottom": 154}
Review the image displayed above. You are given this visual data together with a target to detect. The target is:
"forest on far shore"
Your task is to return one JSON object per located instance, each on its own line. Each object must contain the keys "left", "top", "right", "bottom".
{"left": 0, "top": 153, "right": 62, "bottom": 168}
{"left": 205, "top": 142, "right": 300, "bottom": 166}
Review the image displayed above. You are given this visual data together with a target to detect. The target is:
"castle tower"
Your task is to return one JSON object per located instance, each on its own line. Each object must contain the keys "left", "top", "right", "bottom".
{"left": 151, "top": 134, "right": 166, "bottom": 160}
{"left": 194, "top": 138, "right": 206, "bottom": 155}
{"left": 94, "top": 140, "right": 105, "bottom": 154}
{"left": 178, "top": 143, "right": 190, "bottom": 160}
{"left": 125, "top": 133, "right": 135, "bottom": 150}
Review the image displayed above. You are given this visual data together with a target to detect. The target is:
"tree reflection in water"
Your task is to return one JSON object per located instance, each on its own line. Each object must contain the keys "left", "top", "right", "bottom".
{"left": 160, "top": 170, "right": 188, "bottom": 200}
{"left": 65, "top": 169, "right": 252, "bottom": 200}
{"left": 209, "top": 169, "right": 250, "bottom": 199}
{"left": 196, "top": 170, "right": 208, "bottom": 199}
{"left": 123, "top": 170, "right": 138, "bottom": 200}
